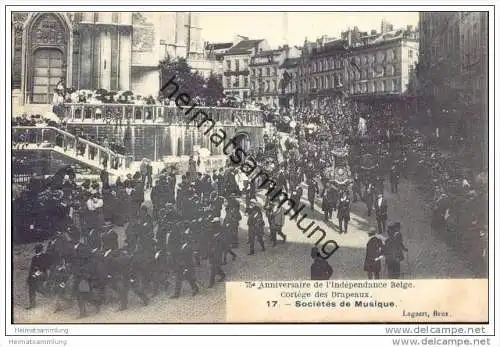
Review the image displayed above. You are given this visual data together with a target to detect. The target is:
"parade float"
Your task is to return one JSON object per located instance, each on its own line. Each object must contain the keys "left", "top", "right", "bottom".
{"left": 321, "top": 131, "right": 353, "bottom": 191}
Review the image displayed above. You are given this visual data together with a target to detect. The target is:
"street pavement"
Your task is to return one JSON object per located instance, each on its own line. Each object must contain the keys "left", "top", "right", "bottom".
{"left": 12, "top": 176, "right": 480, "bottom": 323}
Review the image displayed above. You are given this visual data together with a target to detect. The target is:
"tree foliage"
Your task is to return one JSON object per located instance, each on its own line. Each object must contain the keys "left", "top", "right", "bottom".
{"left": 158, "top": 57, "right": 224, "bottom": 105}
{"left": 203, "top": 74, "right": 224, "bottom": 106}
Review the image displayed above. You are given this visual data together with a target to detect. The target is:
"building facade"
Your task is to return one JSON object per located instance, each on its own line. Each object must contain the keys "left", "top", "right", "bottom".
{"left": 347, "top": 29, "right": 419, "bottom": 100}
{"left": 295, "top": 24, "right": 418, "bottom": 110}
{"left": 418, "top": 11, "right": 488, "bottom": 167}
{"left": 458, "top": 12, "right": 488, "bottom": 121}
{"left": 12, "top": 11, "right": 209, "bottom": 106}
{"left": 418, "top": 12, "right": 488, "bottom": 128}
{"left": 278, "top": 56, "right": 300, "bottom": 109}
{"left": 418, "top": 12, "right": 462, "bottom": 110}
{"left": 249, "top": 46, "right": 301, "bottom": 109}
{"left": 205, "top": 41, "right": 234, "bottom": 77}
{"left": 296, "top": 36, "right": 347, "bottom": 108}
{"left": 221, "top": 37, "right": 268, "bottom": 100}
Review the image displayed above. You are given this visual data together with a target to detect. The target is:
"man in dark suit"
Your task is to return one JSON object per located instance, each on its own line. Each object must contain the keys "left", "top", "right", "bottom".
{"left": 365, "top": 182, "right": 375, "bottom": 216}
{"left": 171, "top": 239, "right": 199, "bottom": 298}
{"left": 322, "top": 184, "right": 338, "bottom": 221}
{"left": 111, "top": 249, "right": 149, "bottom": 311}
{"left": 101, "top": 222, "right": 118, "bottom": 251}
{"left": 247, "top": 201, "right": 266, "bottom": 255}
{"left": 389, "top": 165, "right": 400, "bottom": 193}
{"left": 207, "top": 218, "right": 226, "bottom": 288}
{"left": 100, "top": 169, "right": 109, "bottom": 190}
{"left": 310, "top": 247, "right": 333, "bottom": 280}
{"left": 374, "top": 193, "right": 388, "bottom": 234}
{"left": 307, "top": 179, "right": 319, "bottom": 210}
{"left": 337, "top": 191, "right": 351, "bottom": 233}
{"left": 352, "top": 171, "right": 362, "bottom": 203}
{"left": 384, "top": 222, "right": 408, "bottom": 279}
{"left": 364, "top": 230, "right": 385, "bottom": 279}
{"left": 26, "top": 244, "right": 50, "bottom": 309}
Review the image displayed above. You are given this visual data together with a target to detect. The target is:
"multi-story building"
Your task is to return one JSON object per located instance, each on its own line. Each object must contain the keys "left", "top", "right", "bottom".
{"left": 205, "top": 41, "right": 234, "bottom": 76}
{"left": 418, "top": 12, "right": 462, "bottom": 112}
{"left": 418, "top": 11, "right": 488, "bottom": 167}
{"left": 278, "top": 55, "right": 301, "bottom": 109}
{"left": 295, "top": 23, "right": 418, "bottom": 111}
{"left": 296, "top": 36, "right": 348, "bottom": 108}
{"left": 12, "top": 11, "right": 209, "bottom": 106}
{"left": 249, "top": 45, "right": 300, "bottom": 109}
{"left": 458, "top": 12, "right": 488, "bottom": 123}
{"left": 221, "top": 36, "right": 268, "bottom": 100}
{"left": 346, "top": 26, "right": 419, "bottom": 102}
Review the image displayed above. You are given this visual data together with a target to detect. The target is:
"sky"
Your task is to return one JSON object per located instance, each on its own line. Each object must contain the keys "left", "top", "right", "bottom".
{"left": 199, "top": 12, "right": 419, "bottom": 48}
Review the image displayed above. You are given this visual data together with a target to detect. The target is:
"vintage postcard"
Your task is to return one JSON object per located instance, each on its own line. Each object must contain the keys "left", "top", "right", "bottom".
{"left": 7, "top": 8, "right": 492, "bottom": 330}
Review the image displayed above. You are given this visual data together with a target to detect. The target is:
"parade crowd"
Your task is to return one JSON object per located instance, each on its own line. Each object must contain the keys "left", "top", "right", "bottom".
{"left": 22, "top": 97, "right": 413, "bottom": 320}
{"left": 23, "top": 157, "right": 300, "bottom": 318}
{"left": 18, "top": 90, "right": 487, "bottom": 319}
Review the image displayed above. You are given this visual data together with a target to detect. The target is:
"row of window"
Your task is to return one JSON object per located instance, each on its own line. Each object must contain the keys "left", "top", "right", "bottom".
{"left": 298, "top": 57, "right": 344, "bottom": 75}
{"left": 296, "top": 74, "right": 343, "bottom": 93}
{"left": 353, "top": 50, "right": 397, "bottom": 66}
{"left": 226, "top": 59, "right": 249, "bottom": 72}
{"left": 250, "top": 80, "right": 279, "bottom": 93}
{"left": 224, "top": 77, "right": 249, "bottom": 89}
{"left": 222, "top": 75, "right": 402, "bottom": 95}
{"left": 297, "top": 49, "right": 402, "bottom": 76}
{"left": 347, "top": 64, "right": 396, "bottom": 80}
{"left": 349, "top": 78, "right": 401, "bottom": 94}
{"left": 250, "top": 67, "right": 278, "bottom": 77}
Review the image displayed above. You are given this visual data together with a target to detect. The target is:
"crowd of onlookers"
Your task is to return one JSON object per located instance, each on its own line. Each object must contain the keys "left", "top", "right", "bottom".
{"left": 407, "top": 129, "right": 487, "bottom": 238}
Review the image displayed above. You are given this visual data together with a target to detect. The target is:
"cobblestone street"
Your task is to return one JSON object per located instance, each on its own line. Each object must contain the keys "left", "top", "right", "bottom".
{"left": 12, "top": 176, "right": 481, "bottom": 323}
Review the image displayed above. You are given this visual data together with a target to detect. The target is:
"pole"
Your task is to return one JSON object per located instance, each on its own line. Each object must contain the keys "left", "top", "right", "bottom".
{"left": 186, "top": 12, "right": 191, "bottom": 58}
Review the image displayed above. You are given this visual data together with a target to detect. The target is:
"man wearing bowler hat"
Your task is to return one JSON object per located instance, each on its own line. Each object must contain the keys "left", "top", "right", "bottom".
{"left": 247, "top": 199, "right": 266, "bottom": 255}
{"left": 364, "top": 229, "right": 385, "bottom": 279}
{"left": 374, "top": 193, "right": 388, "bottom": 234}
{"left": 384, "top": 222, "right": 408, "bottom": 279}
{"left": 26, "top": 244, "right": 50, "bottom": 309}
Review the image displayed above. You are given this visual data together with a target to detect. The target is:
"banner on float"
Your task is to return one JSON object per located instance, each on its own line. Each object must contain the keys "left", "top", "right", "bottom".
{"left": 226, "top": 279, "right": 488, "bottom": 322}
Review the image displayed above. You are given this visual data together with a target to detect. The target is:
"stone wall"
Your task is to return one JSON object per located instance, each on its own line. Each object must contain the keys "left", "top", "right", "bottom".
{"left": 68, "top": 124, "right": 265, "bottom": 161}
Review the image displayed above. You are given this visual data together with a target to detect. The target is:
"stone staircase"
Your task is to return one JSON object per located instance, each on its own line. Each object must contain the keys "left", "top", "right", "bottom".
{"left": 12, "top": 126, "right": 135, "bottom": 179}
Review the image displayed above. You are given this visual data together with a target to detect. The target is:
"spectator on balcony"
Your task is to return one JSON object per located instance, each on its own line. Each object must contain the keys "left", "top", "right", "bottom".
{"left": 77, "top": 92, "right": 87, "bottom": 103}
{"left": 69, "top": 89, "right": 79, "bottom": 103}
{"left": 134, "top": 95, "right": 146, "bottom": 106}
{"left": 95, "top": 107, "right": 102, "bottom": 120}
{"left": 56, "top": 78, "right": 65, "bottom": 94}
{"left": 88, "top": 94, "right": 102, "bottom": 105}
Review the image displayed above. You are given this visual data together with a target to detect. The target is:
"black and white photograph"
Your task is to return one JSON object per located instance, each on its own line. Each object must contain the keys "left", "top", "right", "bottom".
{"left": 7, "top": 8, "right": 491, "bottom": 327}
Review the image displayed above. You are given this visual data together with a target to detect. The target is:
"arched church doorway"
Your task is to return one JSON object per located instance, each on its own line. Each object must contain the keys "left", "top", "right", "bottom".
{"left": 23, "top": 12, "right": 72, "bottom": 104}
{"left": 31, "top": 48, "right": 64, "bottom": 103}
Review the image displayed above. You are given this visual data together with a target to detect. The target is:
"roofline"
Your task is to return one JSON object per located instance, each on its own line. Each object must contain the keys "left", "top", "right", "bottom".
{"left": 349, "top": 37, "right": 418, "bottom": 51}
